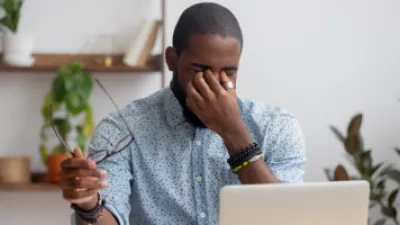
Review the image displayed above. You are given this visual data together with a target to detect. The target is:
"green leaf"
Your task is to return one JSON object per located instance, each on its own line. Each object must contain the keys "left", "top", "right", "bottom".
{"left": 82, "top": 123, "right": 94, "bottom": 139}
{"left": 0, "top": 17, "right": 13, "bottom": 32}
{"left": 81, "top": 105, "right": 95, "bottom": 138}
{"left": 1, "top": 0, "right": 21, "bottom": 12}
{"left": 329, "top": 126, "right": 345, "bottom": 143}
{"left": 324, "top": 168, "right": 332, "bottom": 181}
{"left": 387, "top": 170, "right": 400, "bottom": 184}
{"left": 56, "top": 65, "right": 71, "bottom": 77}
{"left": 377, "top": 164, "right": 393, "bottom": 177}
{"left": 52, "top": 73, "right": 74, "bottom": 102}
{"left": 376, "top": 179, "right": 386, "bottom": 190}
{"left": 76, "top": 71, "right": 93, "bottom": 98}
{"left": 395, "top": 147, "right": 400, "bottom": 157}
{"left": 76, "top": 132, "right": 86, "bottom": 152}
{"left": 41, "top": 92, "right": 60, "bottom": 123}
{"left": 53, "top": 118, "right": 71, "bottom": 139}
{"left": 68, "top": 60, "right": 84, "bottom": 74}
{"left": 381, "top": 206, "right": 397, "bottom": 218}
{"left": 39, "top": 143, "right": 48, "bottom": 165}
{"left": 360, "top": 150, "right": 372, "bottom": 172}
{"left": 388, "top": 189, "right": 399, "bottom": 208}
{"left": 64, "top": 91, "right": 87, "bottom": 115}
{"left": 370, "top": 162, "right": 383, "bottom": 177}
{"left": 84, "top": 105, "right": 93, "bottom": 122}
{"left": 374, "top": 219, "right": 386, "bottom": 225}
{"left": 40, "top": 125, "right": 48, "bottom": 141}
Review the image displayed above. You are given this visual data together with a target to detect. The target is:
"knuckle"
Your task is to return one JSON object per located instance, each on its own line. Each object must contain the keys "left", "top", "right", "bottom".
{"left": 75, "top": 169, "right": 83, "bottom": 177}
{"left": 76, "top": 169, "right": 88, "bottom": 177}
{"left": 72, "top": 179, "right": 83, "bottom": 187}
{"left": 94, "top": 169, "right": 101, "bottom": 177}
{"left": 84, "top": 160, "right": 92, "bottom": 169}
{"left": 217, "top": 89, "right": 225, "bottom": 96}
{"left": 220, "top": 90, "right": 229, "bottom": 97}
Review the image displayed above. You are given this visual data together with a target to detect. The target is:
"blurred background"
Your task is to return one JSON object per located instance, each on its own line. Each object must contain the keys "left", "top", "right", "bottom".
{"left": 0, "top": 0, "right": 399, "bottom": 224}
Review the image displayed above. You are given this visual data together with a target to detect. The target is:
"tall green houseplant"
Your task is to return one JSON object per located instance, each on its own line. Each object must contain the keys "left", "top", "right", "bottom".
{"left": 40, "top": 60, "right": 95, "bottom": 164}
{"left": 326, "top": 113, "right": 399, "bottom": 225}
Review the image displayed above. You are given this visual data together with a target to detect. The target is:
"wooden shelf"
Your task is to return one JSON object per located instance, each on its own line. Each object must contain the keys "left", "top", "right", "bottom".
{"left": 0, "top": 54, "right": 161, "bottom": 73}
{"left": 0, "top": 182, "right": 60, "bottom": 191}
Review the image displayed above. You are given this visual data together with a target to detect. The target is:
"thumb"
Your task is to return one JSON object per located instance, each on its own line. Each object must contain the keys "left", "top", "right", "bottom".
{"left": 73, "top": 147, "right": 84, "bottom": 158}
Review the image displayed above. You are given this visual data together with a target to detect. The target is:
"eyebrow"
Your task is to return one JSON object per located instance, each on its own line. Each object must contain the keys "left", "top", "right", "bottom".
{"left": 190, "top": 63, "right": 238, "bottom": 71}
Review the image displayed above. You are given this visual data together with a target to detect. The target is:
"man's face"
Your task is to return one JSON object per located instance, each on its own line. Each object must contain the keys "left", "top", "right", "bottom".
{"left": 166, "top": 34, "right": 242, "bottom": 127}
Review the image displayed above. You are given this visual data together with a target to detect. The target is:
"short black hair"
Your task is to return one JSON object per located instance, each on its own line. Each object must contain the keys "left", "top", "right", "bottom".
{"left": 172, "top": 2, "right": 243, "bottom": 56}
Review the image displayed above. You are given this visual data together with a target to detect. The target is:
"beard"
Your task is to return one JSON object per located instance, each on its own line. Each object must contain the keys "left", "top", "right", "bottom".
{"left": 170, "top": 72, "right": 207, "bottom": 128}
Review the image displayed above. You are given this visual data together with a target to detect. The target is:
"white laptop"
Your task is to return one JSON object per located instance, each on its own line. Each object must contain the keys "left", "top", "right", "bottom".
{"left": 219, "top": 180, "right": 369, "bottom": 225}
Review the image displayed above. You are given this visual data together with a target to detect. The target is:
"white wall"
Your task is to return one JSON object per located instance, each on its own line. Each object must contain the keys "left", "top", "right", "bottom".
{"left": 1, "top": 0, "right": 400, "bottom": 224}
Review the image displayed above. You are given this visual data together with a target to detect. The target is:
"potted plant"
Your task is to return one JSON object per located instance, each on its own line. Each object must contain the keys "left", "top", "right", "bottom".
{"left": 0, "top": 0, "right": 35, "bottom": 66}
{"left": 40, "top": 60, "right": 95, "bottom": 183}
{"left": 325, "top": 113, "right": 399, "bottom": 225}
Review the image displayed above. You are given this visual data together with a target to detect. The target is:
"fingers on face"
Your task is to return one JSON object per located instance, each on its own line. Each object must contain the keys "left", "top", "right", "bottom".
{"left": 186, "top": 80, "right": 204, "bottom": 110}
{"left": 204, "top": 70, "right": 223, "bottom": 93}
{"left": 193, "top": 71, "right": 214, "bottom": 99}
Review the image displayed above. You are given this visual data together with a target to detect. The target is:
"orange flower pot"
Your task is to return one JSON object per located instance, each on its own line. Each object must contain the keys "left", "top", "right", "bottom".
{"left": 47, "top": 153, "right": 71, "bottom": 183}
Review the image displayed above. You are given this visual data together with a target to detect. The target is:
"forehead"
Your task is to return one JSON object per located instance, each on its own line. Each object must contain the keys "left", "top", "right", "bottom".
{"left": 180, "top": 34, "right": 241, "bottom": 67}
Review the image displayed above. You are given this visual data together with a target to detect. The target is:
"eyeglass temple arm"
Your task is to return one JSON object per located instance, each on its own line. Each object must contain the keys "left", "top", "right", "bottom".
{"left": 49, "top": 104, "right": 74, "bottom": 154}
{"left": 94, "top": 78, "right": 135, "bottom": 137}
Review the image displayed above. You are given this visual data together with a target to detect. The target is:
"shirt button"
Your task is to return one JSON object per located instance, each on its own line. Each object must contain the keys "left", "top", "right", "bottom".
{"left": 195, "top": 176, "right": 202, "bottom": 181}
{"left": 195, "top": 140, "right": 201, "bottom": 146}
{"left": 199, "top": 212, "right": 206, "bottom": 218}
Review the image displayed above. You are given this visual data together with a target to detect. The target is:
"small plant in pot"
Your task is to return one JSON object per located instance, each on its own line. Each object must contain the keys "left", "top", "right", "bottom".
{"left": 40, "top": 60, "right": 95, "bottom": 183}
{"left": 0, "top": 0, "right": 35, "bottom": 67}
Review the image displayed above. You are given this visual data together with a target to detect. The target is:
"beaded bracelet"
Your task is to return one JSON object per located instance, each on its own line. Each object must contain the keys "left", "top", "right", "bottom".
{"left": 227, "top": 142, "right": 260, "bottom": 166}
{"left": 71, "top": 193, "right": 107, "bottom": 225}
{"left": 232, "top": 153, "right": 264, "bottom": 173}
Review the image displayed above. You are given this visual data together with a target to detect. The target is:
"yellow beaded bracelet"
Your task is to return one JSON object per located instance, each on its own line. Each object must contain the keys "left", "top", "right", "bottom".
{"left": 232, "top": 153, "right": 264, "bottom": 173}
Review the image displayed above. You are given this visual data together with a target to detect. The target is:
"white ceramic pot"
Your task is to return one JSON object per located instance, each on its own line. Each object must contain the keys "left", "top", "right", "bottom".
{"left": 2, "top": 33, "right": 35, "bottom": 67}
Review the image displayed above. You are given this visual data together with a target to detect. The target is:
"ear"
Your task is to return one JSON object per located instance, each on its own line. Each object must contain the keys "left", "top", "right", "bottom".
{"left": 165, "top": 47, "right": 178, "bottom": 71}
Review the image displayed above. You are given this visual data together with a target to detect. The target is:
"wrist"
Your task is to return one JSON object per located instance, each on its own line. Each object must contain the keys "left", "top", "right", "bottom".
{"left": 76, "top": 194, "right": 99, "bottom": 211}
{"left": 221, "top": 123, "right": 253, "bottom": 154}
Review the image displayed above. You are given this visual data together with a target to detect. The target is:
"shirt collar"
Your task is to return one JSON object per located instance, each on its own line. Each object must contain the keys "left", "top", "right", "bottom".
{"left": 164, "top": 87, "right": 186, "bottom": 127}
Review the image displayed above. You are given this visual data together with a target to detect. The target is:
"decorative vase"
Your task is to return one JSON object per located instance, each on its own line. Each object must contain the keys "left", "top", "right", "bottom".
{"left": 0, "top": 156, "right": 31, "bottom": 184}
{"left": 1, "top": 33, "right": 35, "bottom": 67}
{"left": 47, "top": 153, "right": 71, "bottom": 183}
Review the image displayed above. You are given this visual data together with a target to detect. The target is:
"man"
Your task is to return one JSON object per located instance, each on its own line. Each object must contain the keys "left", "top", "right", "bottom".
{"left": 60, "top": 2, "right": 307, "bottom": 225}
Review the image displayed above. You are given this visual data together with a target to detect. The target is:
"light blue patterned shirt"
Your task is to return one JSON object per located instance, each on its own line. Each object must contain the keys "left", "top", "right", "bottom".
{"left": 71, "top": 87, "right": 307, "bottom": 225}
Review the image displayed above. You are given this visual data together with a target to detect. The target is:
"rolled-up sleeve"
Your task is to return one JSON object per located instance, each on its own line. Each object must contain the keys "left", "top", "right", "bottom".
{"left": 263, "top": 115, "right": 307, "bottom": 184}
{"left": 71, "top": 112, "right": 133, "bottom": 225}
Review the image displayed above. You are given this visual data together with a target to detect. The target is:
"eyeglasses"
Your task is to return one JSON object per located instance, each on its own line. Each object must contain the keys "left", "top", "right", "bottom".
{"left": 49, "top": 78, "right": 134, "bottom": 163}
